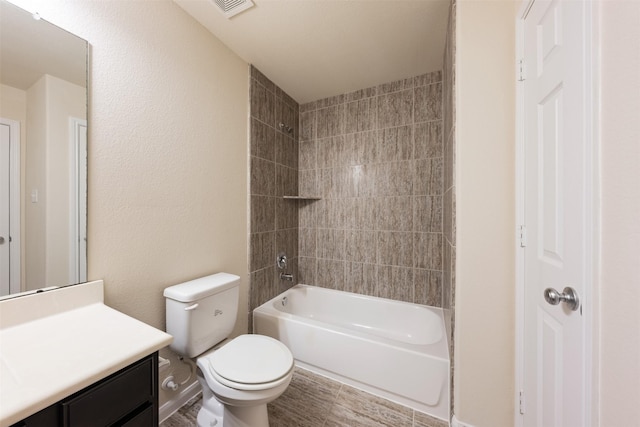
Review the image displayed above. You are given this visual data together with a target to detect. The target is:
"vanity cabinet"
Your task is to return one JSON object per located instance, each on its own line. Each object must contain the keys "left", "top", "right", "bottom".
{"left": 11, "top": 353, "right": 158, "bottom": 427}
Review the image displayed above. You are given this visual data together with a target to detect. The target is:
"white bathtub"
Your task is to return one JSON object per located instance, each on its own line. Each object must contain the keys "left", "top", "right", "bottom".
{"left": 253, "top": 284, "right": 450, "bottom": 422}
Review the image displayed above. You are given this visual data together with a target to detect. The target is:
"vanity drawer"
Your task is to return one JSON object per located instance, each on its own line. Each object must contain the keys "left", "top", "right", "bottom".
{"left": 10, "top": 353, "right": 159, "bottom": 427}
{"left": 10, "top": 405, "right": 59, "bottom": 426}
{"left": 120, "top": 404, "right": 154, "bottom": 427}
{"left": 62, "top": 357, "right": 154, "bottom": 426}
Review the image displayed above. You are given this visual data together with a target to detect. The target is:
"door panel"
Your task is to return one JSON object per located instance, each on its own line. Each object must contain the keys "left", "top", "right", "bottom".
{"left": 0, "top": 122, "right": 9, "bottom": 294}
{"left": 538, "top": 83, "right": 563, "bottom": 265}
{"left": 522, "top": 0, "right": 590, "bottom": 426}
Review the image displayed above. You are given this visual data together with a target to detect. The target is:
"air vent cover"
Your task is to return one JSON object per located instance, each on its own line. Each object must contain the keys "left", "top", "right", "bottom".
{"left": 213, "top": 0, "right": 255, "bottom": 19}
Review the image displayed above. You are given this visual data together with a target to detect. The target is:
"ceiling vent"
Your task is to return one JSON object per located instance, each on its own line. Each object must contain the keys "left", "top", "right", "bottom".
{"left": 213, "top": 0, "right": 255, "bottom": 19}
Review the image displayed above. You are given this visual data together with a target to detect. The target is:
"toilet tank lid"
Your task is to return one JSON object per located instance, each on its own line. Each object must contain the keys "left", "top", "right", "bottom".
{"left": 164, "top": 273, "right": 240, "bottom": 302}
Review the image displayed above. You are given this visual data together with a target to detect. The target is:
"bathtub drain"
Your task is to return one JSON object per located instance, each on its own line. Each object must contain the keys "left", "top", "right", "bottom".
{"left": 281, "top": 296, "right": 288, "bottom": 306}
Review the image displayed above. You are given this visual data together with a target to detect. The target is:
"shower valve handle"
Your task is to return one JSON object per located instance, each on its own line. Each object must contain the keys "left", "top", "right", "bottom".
{"left": 277, "top": 253, "right": 287, "bottom": 270}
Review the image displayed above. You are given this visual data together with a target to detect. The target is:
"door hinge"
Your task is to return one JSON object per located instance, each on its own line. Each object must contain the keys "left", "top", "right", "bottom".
{"left": 518, "top": 58, "right": 526, "bottom": 82}
{"left": 519, "top": 389, "right": 526, "bottom": 414}
{"left": 518, "top": 225, "right": 527, "bottom": 247}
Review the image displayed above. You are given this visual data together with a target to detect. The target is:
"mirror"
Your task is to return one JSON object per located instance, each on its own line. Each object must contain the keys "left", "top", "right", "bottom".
{"left": 0, "top": 0, "right": 88, "bottom": 298}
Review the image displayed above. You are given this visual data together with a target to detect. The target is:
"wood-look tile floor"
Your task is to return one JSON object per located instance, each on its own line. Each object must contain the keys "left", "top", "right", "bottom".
{"left": 161, "top": 367, "right": 448, "bottom": 427}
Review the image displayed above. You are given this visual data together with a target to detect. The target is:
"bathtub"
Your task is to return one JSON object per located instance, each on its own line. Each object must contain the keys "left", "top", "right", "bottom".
{"left": 253, "top": 284, "right": 450, "bottom": 422}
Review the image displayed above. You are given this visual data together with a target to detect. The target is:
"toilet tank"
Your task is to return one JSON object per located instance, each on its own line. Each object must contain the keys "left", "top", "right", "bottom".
{"left": 164, "top": 273, "right": 240, "bottom": 358}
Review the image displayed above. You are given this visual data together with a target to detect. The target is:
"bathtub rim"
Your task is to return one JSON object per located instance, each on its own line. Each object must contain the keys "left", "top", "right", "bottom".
{"left": 254, "top": 284, "right": 450, "bottom": 361}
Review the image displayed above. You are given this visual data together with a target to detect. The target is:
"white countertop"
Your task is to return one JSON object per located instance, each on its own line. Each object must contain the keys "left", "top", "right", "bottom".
{"left": 0, "top": 281, "right": 173, "bottom": 426}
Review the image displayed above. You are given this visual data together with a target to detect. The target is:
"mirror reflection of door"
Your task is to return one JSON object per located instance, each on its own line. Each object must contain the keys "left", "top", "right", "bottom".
{"left": 0, "top": 121, "right": 7, "bottom": 293}
{"left": 0, "top": 118, "right": 20, "bottom": 295}
{"left": 69, "top": 117, "right": 87, "bottom": 285}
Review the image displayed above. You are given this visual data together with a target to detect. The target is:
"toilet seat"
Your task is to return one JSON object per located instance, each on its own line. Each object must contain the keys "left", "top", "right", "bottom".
{"left": 201, "top": 335, "right": 293, "bottom": 391}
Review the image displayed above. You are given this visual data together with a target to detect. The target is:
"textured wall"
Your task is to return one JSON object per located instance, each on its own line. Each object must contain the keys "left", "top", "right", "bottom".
{"left": 454, "top": 0, "right": 516, "bottom": 425}
{"left": 12, "top": 0, "right": 250, "bottom": 409}
{"left": 248, "top": 66, "right": 299, "bottom": 330}
{"left": 600, "top": 0, "right": 640, "bottom": 423}
{"left": 298, "top": 72, "right": 444, "bottom": 306}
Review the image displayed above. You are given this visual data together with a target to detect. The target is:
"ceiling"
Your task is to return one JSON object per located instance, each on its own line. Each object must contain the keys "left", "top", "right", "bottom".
{"left": 173, "top": 0, "right": 450, "bottom": 104}
{"left": 0, "top": 0, "right": 87, "bottom": 90}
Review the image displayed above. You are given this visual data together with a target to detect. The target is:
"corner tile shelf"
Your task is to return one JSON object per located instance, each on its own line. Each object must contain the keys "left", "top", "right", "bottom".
{"left": 282, "top": 195, "right": 322, "bottom": 200}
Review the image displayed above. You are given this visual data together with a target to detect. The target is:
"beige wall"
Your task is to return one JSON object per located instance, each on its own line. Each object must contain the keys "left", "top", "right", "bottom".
{"left": 14, "top": 0, "right": 250, "bottom": 408}
{"left": 44, "top": 75, "right": 85, "bottom": 287}
{"left": 455, "top": 1, "right": 516, "bottom": 426}
{"left": 25, "top": 77, "right": 47, "bottom": 289}
{"left": 599, "top": 0, "right": 640, "bottom": 424}
{"left": 0, "top": 84, "right": 26, "bottom": 129}
{"left": 23, "top": 75, "right": 85, "bottom": 289}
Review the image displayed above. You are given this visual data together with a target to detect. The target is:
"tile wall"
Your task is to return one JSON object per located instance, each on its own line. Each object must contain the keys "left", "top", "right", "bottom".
{"left": 297, "top": 72, "right": 444, "bottom": 306}
{"left": 442, "top": 0, "right": 457, "bottom": 413}
{"left": 248, "top": 66, "right": 300, "bottom": 329}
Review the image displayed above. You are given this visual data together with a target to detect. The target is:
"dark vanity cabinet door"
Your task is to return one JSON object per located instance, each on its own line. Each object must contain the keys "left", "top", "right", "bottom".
{"left": 13, "top": 353, "right": 159, "bottom": 427}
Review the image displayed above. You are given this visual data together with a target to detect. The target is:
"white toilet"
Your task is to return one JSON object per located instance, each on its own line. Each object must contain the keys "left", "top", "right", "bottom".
{"left": 164, "top": 273, "right": 294, "bottom": 427}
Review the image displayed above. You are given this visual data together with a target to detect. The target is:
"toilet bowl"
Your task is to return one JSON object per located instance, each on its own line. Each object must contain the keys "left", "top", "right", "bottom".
{"left": 195, "top": 334, "right": 293, "bottom": 427}
{"left": 164, "top": 274, "right": 294, "bottom": 427}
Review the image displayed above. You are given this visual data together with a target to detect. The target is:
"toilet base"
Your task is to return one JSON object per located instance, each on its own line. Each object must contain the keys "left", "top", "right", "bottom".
{"left": 196, "top": 387, "right": 223, "bottom": 427}
{"left": 197, "top": 369, "right": 271, "bottom": 427}
{"left": 222, "top": 404, "right": 269, "bottom": 427}
{"left": 196, "top": 396, "right": 269, "bottom": 427}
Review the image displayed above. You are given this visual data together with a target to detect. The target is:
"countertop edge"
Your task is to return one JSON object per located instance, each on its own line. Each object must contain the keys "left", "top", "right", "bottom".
{"left": 0, "top": 298, "right": 173, "bottom": 427}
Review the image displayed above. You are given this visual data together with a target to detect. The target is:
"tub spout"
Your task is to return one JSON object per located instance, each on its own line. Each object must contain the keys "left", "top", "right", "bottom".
{"left": 280, "top": 272, "right": 294, "bottom": 282}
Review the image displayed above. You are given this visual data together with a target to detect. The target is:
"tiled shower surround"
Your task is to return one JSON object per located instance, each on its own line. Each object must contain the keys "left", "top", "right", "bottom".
{"left": 248, "top": 66, "right": 446, "bottom": 313}
{"left": 297, "top": 71, "right": 445, "bottom": 306}
{"left": 248, "top": 66, "right": 300, "bottom": 328}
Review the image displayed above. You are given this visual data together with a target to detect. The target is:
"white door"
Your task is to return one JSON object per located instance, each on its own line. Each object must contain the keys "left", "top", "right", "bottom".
{"left": 0, "top": 118, "right": 20, "bottom": 296}
{"left": 69, "top": 117, "right": 87, "bottom": 284}
{"left": 521, "top": 0, "right": 593, "bottom": 426}
{"left": 0, "top": 121, "right": 10, "bottom": 294}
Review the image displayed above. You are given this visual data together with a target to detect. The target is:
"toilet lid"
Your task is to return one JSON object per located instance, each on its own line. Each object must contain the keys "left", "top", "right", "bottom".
{"left": 208, "top": 335, "right": 293, "bottom": 385}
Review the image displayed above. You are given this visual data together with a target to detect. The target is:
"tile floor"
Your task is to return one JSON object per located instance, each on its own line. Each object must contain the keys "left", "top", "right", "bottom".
{"left": 161, "top": 367, "right": 448, "bottom": 427}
